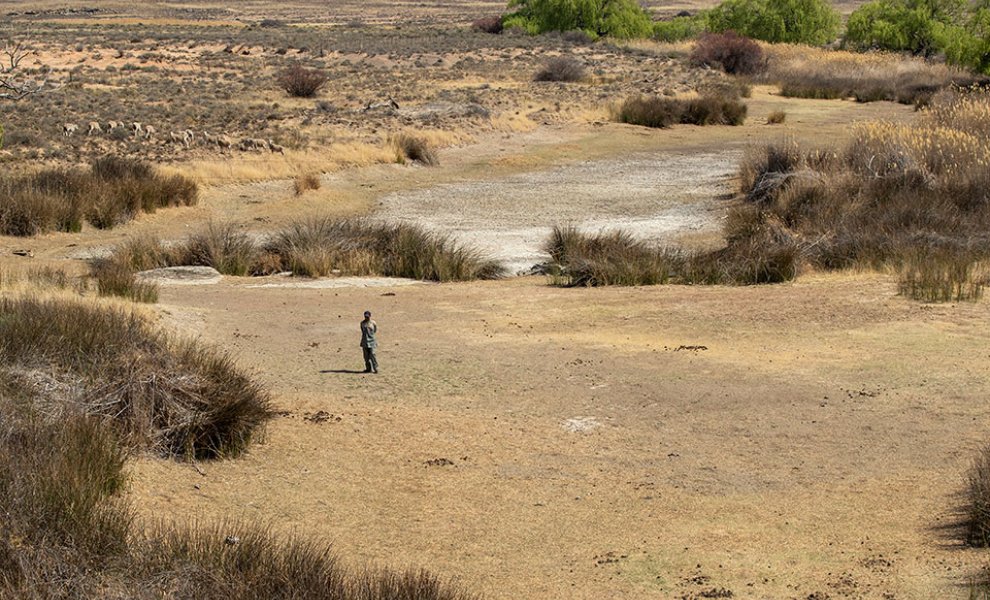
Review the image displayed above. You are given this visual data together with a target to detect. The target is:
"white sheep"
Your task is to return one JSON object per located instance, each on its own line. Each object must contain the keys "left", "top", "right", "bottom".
{"left": 62, "top": 123, "right": 78, "bottom": 137}
{"left": 87, "top": 121, "right": 103, "bottom": 136}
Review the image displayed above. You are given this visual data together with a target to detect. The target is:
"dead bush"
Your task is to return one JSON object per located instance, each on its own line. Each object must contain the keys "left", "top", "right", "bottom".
{"left": 276, "top": 62, "right": 328, "bottom": 98}
{"left": 534, "top": 57, "right": 587, "bottom": 82}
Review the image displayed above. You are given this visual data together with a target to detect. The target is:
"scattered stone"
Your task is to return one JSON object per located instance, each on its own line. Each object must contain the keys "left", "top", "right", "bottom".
{"left": 562, "top": 416, "right": 600, "bottom": 433}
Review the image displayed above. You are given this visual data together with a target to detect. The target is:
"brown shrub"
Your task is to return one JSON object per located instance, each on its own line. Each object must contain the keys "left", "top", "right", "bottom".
{"left": 534, "top": 57, "right": 587, "bottom": 82}
{"left": 277, "top": 62, "right": 328, "bottom": 98}
{"left": 690, "top": 31, "right": 765, "bottom": 75}
{"left": 472, "top": 15, "right": 504, "bottom": 34}
{"left": 615, "top": 95, "right": 747, "bottom": 128}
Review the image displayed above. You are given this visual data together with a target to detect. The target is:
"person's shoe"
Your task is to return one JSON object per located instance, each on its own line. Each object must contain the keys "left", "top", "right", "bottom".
{"left": 363, "top": 369, "right": 372, "bottom": 373}
{"left": 372, "top": 370, "right": 378, "bottom": 374}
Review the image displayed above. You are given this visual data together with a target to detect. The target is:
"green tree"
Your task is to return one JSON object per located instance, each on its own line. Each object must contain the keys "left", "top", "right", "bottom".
{"left": 706, "top": 0, "right": 840, "bottom": 45}
{"left": 504, "top": 0, "right": 654, "bottom": 39}
{"left": 845, "top": 0, "right": 966, "bottom": 55}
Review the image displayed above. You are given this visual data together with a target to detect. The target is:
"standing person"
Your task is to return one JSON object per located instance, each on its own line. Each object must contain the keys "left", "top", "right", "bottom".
{"left": 360, "top": 311, "right": 378, "bottom": 374}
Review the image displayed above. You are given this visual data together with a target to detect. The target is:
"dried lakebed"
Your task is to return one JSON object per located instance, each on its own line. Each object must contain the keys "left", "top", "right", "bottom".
{"left": 374, "top": 150, "right": 739, "bottom": 274}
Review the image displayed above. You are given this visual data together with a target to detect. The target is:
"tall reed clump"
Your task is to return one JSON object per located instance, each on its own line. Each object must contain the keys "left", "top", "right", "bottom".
{"left": 736, "top": 89, "right": 990, "bottom": 300}
{"left": 263, "top": 218, "right": 505, "bottom": 281}
{"left": 544, "top": 225, "right": 799, "bottom": 286}
{"left": 100, "top": 219, "right": 505, "bottom": 283}
{"left": 0, "top": 156, "right": 198, "bottom": 236}
{"left": 0, "top": 297, "right": 272, "bottom": 459}
{"left": 758, "top": 44, "right": 986, "bottom": 106}
{"left": 614, "top": 94, "right": 747, "bottom": 128}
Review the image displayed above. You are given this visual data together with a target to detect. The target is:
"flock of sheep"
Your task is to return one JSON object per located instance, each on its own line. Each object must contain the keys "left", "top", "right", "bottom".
{"left": 60, "top": 121, "right": 285, "bottom": 153}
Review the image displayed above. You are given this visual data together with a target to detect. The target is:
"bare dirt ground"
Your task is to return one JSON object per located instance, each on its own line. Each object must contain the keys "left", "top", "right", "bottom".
{"left": 131, "top": 272, "right": 990, "bottom": 600}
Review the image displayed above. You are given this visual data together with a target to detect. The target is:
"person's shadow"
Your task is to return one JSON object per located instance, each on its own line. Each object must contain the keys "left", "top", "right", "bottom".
{"left": 320, "top": 369, "right": 366, "bottom": 374}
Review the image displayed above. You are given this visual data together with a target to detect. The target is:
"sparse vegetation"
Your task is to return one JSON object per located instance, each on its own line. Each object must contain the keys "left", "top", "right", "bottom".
{"left": 276, "top": 62, "right": 328, "bottom": 98}
{"left": 690, "top": 31, "right": 765, "bottom": 75}
{"left": 0, "top": 156, "right": 198, "bottom": 236}
{"left": 614, "top": 94, "right": 747, "bottom": 128}
{"left": 533, "top": 56, "right": 587, "bottom": 82}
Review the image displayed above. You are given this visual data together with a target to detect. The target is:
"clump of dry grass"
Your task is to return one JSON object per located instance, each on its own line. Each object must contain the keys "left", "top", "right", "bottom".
{"left": 180, "top": 222, "right": 259, "bottom": 277}
{"left": 968, "top": 445, "right": 990, "bottom": 547}
{"left": 614, "top": 94, "right": 747, "bottom": 128}
{"left": 760, "top": 44, "right": 985, "bottom": 105}
{"left": 0, "top": 157, "right": 198, "bottom": 236}
{"left": 767, "top": 110, "right": 786, "bottom": 124}
{"left": 736, "top": 89, "right": 990, "bottom": 298}
{"left": 102, "top": 219, "right": 505, "bottom": 282}
{"left": 392, "top": 133, "right": 439, "bottom": 166}
{"left": 294, "top": 172, "right": 321, "bottom": 195}
{"left": 263, "top": 218, "right": 505, "bottom": 281}
{"left": 0, "top": 297, "right": 272, "bottom": 459}
{"left": 544, "top": 225, "right": 798, "bottom": 286}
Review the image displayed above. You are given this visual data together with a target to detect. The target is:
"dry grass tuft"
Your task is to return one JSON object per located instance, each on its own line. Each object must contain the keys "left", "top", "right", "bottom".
{"left": 544, "top": 225, "right": 798, "bottom": 286}
{"left": 392, "top": 133, "right": 440, "bottom": 166}
{"left": 0, "top": 157, "right": 198, "bottom": 236}
{"left": 767, "top": 110, "right": 786, "bottom": 124}
{"left": 294, "top": 172, "right": 322, "bottom": 195}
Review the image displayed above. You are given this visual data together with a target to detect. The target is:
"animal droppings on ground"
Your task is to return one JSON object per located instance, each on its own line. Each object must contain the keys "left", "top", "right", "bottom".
{"left": 424, "top": 457, "right": 455, "bottom": 467}
{"left": 303, "top": 411, "right": 340, "bottom": 424}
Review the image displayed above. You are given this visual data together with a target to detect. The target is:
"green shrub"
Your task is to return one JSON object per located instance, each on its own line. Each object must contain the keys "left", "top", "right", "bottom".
{"left": 846, "top": 0, "right": 960, "bottom": 55}
{"left": 706, "top": 0, "right": 840, "bottom": 44}
{"left": 504, "top": 0, "right": 654, "bottom": 39}
{"left": 653, "top": 15, "right": 707, "bottom": 42}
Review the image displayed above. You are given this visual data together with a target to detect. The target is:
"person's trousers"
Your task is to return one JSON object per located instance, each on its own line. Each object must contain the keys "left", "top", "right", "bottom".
{"left": 363, "top": 347, "right": 378, "bottom": 373}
